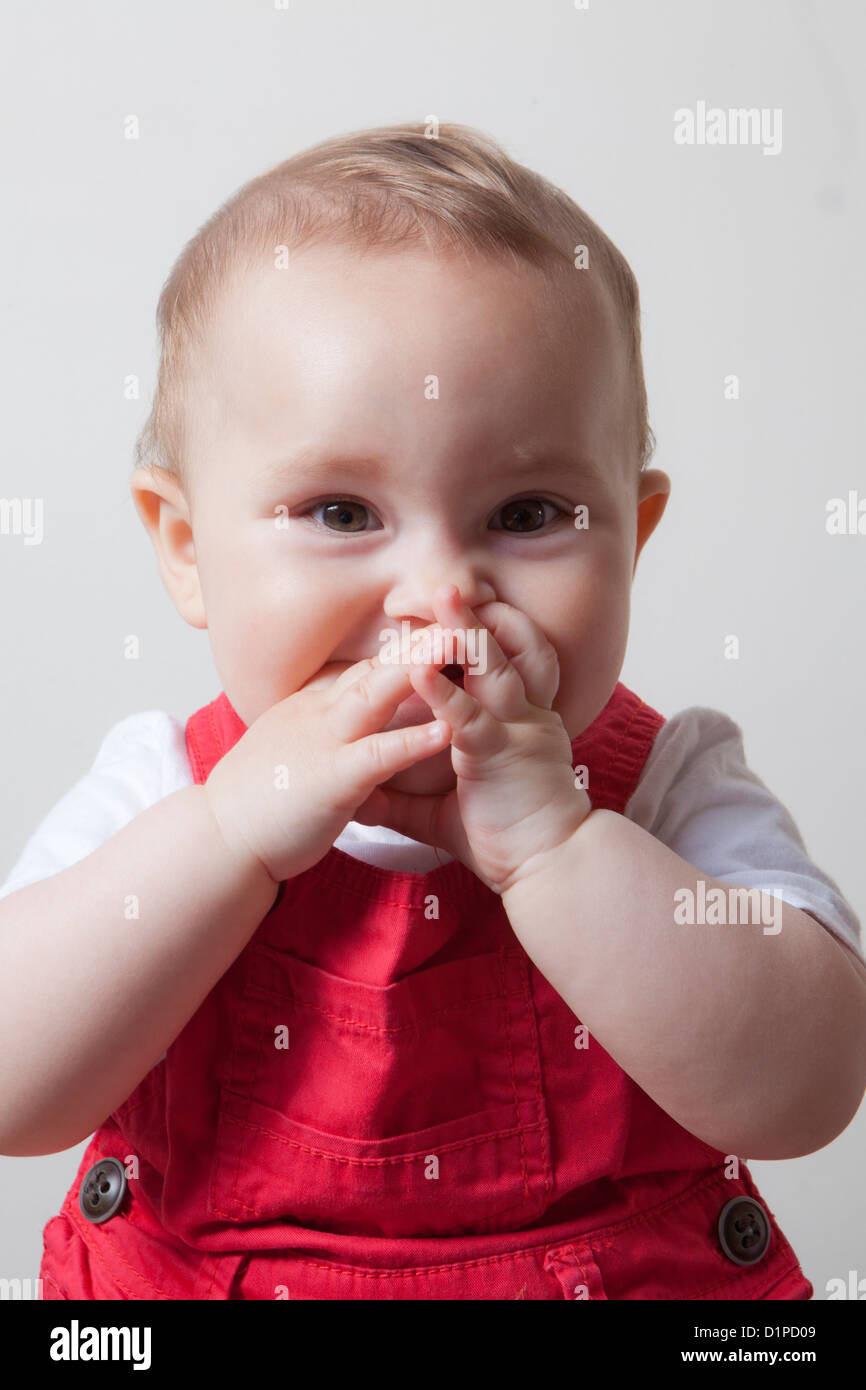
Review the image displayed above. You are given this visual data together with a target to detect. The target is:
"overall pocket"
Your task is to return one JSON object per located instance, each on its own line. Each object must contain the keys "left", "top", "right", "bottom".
{"left": 210, "top": 943, "right": 552, "bottom": 1238}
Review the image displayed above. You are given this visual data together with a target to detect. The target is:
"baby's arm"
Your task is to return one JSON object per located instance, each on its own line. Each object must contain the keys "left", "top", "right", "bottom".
{"left": 0, "top": 652, "right": 447, "bottom": 1157}
{"left": 501, "top": 811, "right": 866, "bottom": 1160}
{"left": 0, "top": 784, "right": 277, "bottom": 1156}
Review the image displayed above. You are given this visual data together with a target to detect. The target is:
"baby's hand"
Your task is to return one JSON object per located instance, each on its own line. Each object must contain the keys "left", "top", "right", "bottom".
{"left": 203, "top": 644, "right": 450, "bottom": 884}
{"left": 354, "top": 587, "right": 592, "bottom": 895}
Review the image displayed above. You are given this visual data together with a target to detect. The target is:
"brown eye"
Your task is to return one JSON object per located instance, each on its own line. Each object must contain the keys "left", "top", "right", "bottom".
{"left": 319, "top": 500, "right": 369, "bottom": 532}
{"left": 496, "top": 499, "right": 549, "bottom": 533}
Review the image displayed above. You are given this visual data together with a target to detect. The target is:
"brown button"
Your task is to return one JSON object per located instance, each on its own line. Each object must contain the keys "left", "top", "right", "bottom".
{"left": 718, "top": 1195, "right": 771, "bottom": 1266}
{"left": 79, "top": 1157, "right": 127, "bottom": 1224}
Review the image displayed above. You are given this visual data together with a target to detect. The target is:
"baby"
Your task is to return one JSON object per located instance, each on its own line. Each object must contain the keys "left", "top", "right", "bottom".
{"left": 2, "top": 122, "right": 864, "bottom": 1301}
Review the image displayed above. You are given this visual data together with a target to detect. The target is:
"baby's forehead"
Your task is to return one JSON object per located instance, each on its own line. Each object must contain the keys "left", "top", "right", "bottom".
{"left": 189, "top": 244, "right": 632, "bottom": 462}
{"left": 208, "top": 240, "right": 617, "bottom": 342}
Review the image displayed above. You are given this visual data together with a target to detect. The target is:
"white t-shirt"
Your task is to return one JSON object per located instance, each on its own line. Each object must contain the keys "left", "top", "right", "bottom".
{"left": 1, "top": 707, "right": 862, "bottom": 985}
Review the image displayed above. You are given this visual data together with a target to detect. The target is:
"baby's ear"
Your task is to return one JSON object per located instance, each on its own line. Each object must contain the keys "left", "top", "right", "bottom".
{"left": 632, "top": 469, "right": 671, "bottom": 578}
{"left": 130, "top": 465, "right": 207, "bottom": 629}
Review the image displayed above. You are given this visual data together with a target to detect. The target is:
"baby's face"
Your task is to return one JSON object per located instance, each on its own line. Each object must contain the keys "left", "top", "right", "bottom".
{"left": 143, "top": 242, "right": 668, "bottom": 796}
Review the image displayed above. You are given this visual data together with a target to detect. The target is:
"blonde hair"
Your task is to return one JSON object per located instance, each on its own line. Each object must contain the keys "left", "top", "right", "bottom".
{"left": 134, "top": 121, "right": 655, "bottom": 488}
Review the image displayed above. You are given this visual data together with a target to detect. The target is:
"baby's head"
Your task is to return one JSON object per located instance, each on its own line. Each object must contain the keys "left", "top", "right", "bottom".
{"left": 131, "top": 122, "right": 670, "bottom": 795}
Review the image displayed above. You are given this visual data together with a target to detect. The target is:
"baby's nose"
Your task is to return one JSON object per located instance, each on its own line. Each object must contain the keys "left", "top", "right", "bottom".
{"left": 383, "top": 572, "right": 497, "bottom": 623}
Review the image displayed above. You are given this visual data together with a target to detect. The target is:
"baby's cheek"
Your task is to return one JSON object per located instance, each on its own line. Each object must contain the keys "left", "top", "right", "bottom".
{"left": 296, "top": 661, "right": 357, "bottom": 694}
{"left": 550, "top": 659, "right": 601, "bottom": 740}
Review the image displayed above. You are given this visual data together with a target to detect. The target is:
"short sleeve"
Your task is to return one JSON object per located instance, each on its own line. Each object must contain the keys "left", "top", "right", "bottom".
{"left": 0, "top": 710, "right": 193, "bottom": 901}
{"left": 624, "top": 706, "right": 865, "bottom": 967}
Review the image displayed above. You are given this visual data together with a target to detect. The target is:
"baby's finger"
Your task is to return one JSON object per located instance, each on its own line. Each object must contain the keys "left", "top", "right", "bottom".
{"left": 473, "top": 600, "right": 561, "bottom": 710}
{"left": 406, "top": 661, "right": 509, "bottom": 761}
{"left": 347, "top": 717, "right": 451, "bottom": 794}
{"left": 355, "top": 783, "right": 474, "bottom": 868}
{"left": 430, "top": 587, "right": 527, "bottom": 721}
{"left": 327, "top": 661, "right": 417, "bottom": 742}
{"left": 326, "top": 622, "right": 442, "bottom": 700}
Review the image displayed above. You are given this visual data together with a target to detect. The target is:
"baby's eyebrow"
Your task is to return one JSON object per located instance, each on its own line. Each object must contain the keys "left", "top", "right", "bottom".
{"left": 495, "top": 450, "right": 604, "bottom": 483}
{"left": 253, "top": 446, "right": 602, "bottom": 488}
{"left": 253, "top": 450, "right": 391, "bottom": 488}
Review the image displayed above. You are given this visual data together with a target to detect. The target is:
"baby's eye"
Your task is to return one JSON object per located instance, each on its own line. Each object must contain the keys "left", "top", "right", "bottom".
{"left": 308, "top": 499, "right": 378, "bottom": 532}
{"left": 489, "top": 498, "right": 565, "bottom": 533}
{"left": 304, "top": 496, "right": 565, "bottom": 535}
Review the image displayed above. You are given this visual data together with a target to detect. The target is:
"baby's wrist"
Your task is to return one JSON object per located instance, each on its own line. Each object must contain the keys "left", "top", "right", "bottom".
{"left": 198, "top": 783, "right": 280, "bottom": 904}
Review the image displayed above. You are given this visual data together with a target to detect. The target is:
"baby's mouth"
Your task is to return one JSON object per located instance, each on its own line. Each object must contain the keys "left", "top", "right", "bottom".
{"left": 439, "top": 664, "right": 464, "bottom": 687}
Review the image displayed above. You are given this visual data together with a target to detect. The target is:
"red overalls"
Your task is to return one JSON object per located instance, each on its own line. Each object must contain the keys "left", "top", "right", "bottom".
{"left": 40, "top": 682, "right": 813, "bottom": 1299}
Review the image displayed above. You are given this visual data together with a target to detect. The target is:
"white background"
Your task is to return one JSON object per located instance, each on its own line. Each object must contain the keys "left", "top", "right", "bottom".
{"left": 0, "top": 0, "right": 862, "bottom": 1298}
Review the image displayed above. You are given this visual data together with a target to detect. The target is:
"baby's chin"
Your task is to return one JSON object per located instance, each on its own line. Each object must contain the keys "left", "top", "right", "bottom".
{"left": 378, "top": 743, "right": 456, "bottom": 798}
